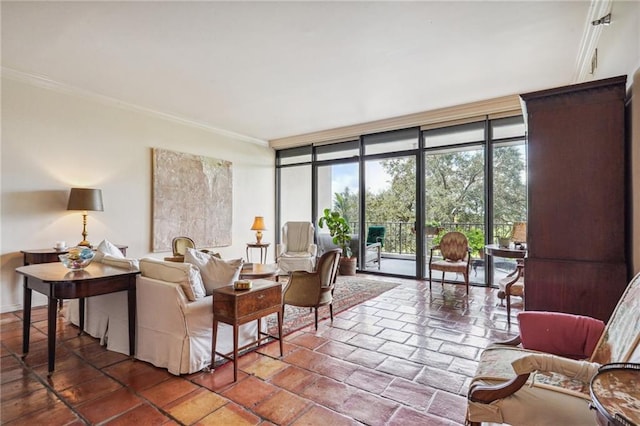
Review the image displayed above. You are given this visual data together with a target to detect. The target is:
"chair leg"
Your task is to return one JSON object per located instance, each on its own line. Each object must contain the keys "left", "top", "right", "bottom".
{"left": 441, "top": 271, "right": 445, "bottom": 290}
{"left": 506, "top": 294, "right": 512, "bottom": 325}
{"left": 464, "top": 272, "right": 469, "bottom": 294}
{"left": 428, "top": 268, "right": 432, "bottom": 291}
{"left": 329, "top": 303, "right": 333, "bottom": 322}
{"left": 314, "top": 308, "right": 318, "bottom": 330}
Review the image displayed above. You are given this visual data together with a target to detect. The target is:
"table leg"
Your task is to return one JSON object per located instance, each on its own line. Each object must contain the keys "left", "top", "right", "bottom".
{"left": 233, "top": 324, "right": 239, "bottom": 382}
{"left": 22, "top": 279, "right": 32, "bottom": 355}
{"left": 277, "top": 310, "right": 283, "bottom": 356}
{"left": 127, "top": 282, "right": 136, "bottom": 356}
{"left": 211, "top": 319, "right": 218, "bottom": 371}
{"left": 78, "top": 297, "right": 85, "bottom": 336}
{"left": 48, "top": 296, "right": 57, "bottom": 374}
{"left": 246, "top": 246, "right": 250, "bottom": 263}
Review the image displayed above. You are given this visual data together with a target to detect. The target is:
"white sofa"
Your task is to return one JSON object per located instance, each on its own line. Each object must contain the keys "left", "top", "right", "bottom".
{"left": 66, "top": 256, "right": 265, "bottom": 375}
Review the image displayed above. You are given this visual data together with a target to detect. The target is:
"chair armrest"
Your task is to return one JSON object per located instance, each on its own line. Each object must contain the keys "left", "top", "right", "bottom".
{"left": 275, "top": 243, "right": 286, "bottom": 259}
{"left": 518, "top": 311, "right": 605, "bottom": 359}
{"left": 309, "top": 243, "right": 318, "bottom": 257}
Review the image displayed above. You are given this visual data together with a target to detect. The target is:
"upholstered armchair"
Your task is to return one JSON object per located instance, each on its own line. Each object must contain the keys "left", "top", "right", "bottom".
{"left": 467, "top": 272, "right": 640, "bottom": 425}
{"left": 276, "top": 221, "right": 318, "bottom": 274}
{"left": 428, "top": 231, "right": 471, "bottom": 294}
{"left": 282, "top": 248, "right": 341, "bottom": 330}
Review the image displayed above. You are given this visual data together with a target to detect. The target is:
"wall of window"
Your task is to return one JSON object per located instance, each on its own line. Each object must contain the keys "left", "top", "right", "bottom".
{"left": 275, "top": 115, "right": 527, "bottom": 285}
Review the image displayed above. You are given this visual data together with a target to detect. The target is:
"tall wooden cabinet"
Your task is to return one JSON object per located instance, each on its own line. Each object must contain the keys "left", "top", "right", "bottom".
{"left": 521, "top": 76, "right": 628, "bottom": 322}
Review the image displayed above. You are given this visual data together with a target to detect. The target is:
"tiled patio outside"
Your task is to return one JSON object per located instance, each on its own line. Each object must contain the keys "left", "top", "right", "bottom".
{"left": 1, "top": 275, "right": 521, "bottom": 425}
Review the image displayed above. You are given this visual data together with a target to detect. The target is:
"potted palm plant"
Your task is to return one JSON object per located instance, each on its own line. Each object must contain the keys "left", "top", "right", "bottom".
{"left": 318, "top": 208, "right": 356, "bottom": 275}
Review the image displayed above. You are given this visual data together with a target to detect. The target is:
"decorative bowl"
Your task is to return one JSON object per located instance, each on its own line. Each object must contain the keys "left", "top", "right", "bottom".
{"left": 59, "top": 247, "right": 95, "bottom": 270}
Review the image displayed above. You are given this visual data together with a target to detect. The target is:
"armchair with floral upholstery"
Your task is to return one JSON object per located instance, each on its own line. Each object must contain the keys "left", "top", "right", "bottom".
{"left": 467, "top": 272, "right": 640, "bottom": 425}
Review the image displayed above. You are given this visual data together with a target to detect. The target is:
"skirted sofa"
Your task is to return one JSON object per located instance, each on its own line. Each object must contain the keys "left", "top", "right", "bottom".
{"left": 66, "top": 242, "right": 265, "bottom": 375}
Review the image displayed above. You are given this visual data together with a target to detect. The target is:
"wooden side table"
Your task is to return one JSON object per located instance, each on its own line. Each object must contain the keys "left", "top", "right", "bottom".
{"left": 246, "top": 242, "right": 270, "bottom": 264}
{"left": 211, "top": 280, "right": 283, "bottom": 382}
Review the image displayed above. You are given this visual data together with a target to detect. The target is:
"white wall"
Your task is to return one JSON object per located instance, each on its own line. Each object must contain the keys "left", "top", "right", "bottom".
{"left": 1, "top": 77, "right": 275, "bottom": 312}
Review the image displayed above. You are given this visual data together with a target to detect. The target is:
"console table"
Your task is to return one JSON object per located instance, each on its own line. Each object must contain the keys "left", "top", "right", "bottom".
{"left": 16, "top": 262, "right": 139, "bottom": 374}
{"left": 211, "top": 280, "right": 283, "bottom": 381}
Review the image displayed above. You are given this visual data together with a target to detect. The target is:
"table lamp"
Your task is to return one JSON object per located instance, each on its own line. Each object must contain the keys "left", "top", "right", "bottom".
{"left": 250, "top": 216, "right": 266, "bottom": 244}
{"left": 67, "top": 188, "right": 104, "bottom": 247}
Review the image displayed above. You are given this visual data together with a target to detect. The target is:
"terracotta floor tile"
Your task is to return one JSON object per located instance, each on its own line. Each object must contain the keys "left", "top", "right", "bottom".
{"left": 315, "top": 340, "right": 356, "bottom": 359}
{"left": 256, "top": 339, "right": 296, "bottom": 358}
{"left": 382, "top": 377, "right": 436, "bottom": 410}
{"left": 426, "top": 390, "right": 468, "bottom": 424}
{"left": 344, "top": 347, "right": 388, "bottom": 369}
{"left": 340, "top": 390, "right": 400, "bottom": 424}
{"left": 388, "top": 406, "right": 456, "bottom": 426}
{"left": 197, "top": 402, "right": 261, "bottom": 426}
{"left": 76, "top": 387, "right": 143, "bottom": 424}
{"left": 241, "top": 355, "right": 288, "bottom": 380}
{"left": 345, "top": 367, "right": 394, "bottom": 394}
{"left": 299, "top": 377, "right": 357, "bottom": 411}
{"left": 59, "top": 374, "right": 123, "bottom": 406}
{"left": 289, "top": 333, "right": 328, "bottom": 350}
{"left": 104, "top": 402, "right": 171, "bottom": 425}
{"left": 448, "top": 357, "right": 478, "bottom": 377}
{"left": 34, "top": 363, "right": 103, "bottom": 392}
{"left": 222, "top": 376, "right": 279, "bottom": 408}
{"left": 311, "top": 356, "right": 358, "bottom": 382}
{"left": 253, "top": 389, "right": 310, "bottom": 425}
{"left": 290, "top": 405, "right": 359, "bottom": 426}
{"left": 165, "top": 387, "right": 227, "bottom": 425}
{"left": 415, "top": 366, "right": 467, "bottom": 394}
{"left": 376, "top": 356, "right": 423, "bottom": 380}
{"left": 2, "top": 399, "right": 79, "bottom": 425}
{"left": 1, "top": 374, "right": 45, "bottom": 402}
{"left": 346, "top": 333, "right": 386, "bottom": 351}
{"left": 0, "top": 387, "right": 60, "bottom": 423}
{"left": 377, "top": 340, "right": 416, "bottom": 358}
{"left": 408, "top": 348, "right": 454, "bottom": 369}
{"left": 439, "top": 342, "right": 479, "bottom": 360}
{"left": 282, "top": 347, "right": 326, "bottom": 370}
{"left": 269, "top": 366, "right": 320, "bottom": 393}
{"left": 139, "top": 376, "right": 200, "bottom": 408}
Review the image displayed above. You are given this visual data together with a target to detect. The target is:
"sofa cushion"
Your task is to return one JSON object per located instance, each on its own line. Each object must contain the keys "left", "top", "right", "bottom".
{"left": 93, "top": 239, "right": 125, "bottom": 262}
{"left": 101, "top": 254, "right": 139, "bottom": 271}
{"left": 139, "top": 257, "right": 206, "bottom": 301}
{"left": 184, "top": 248, "right": 243, "bottom": 295}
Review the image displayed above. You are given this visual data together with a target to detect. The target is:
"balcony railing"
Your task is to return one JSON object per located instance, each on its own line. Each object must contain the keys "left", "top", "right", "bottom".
{"left": 354, "top": 221, "right": 514, "bottom": 256}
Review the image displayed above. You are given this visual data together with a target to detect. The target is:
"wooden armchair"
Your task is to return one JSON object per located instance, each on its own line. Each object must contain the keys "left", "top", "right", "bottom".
{"left": 428, "top": 231, "right": 471, "bottom": 294}
{"left": 467, "top": 272, "right": 640, "bottom": 425}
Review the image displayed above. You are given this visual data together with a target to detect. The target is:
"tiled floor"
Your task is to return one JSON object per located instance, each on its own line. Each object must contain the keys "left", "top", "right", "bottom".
{"left": 1, "top": 275, "right": 521, "bottom": 425}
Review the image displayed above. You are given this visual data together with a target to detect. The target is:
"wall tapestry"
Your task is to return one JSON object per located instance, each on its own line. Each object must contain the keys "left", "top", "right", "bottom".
{"left": 152, "top": 148, "right": 232, "bottom": 251}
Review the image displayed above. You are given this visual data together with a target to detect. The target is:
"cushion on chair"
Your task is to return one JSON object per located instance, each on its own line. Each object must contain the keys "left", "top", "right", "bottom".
{"left": 518, "top": 311, "right": 605, "bottom": 359}
{"left": 93, "top": 239, "right": 125, "bottom": 262}
{"left": 139, "top": 257, "right": 206, "bottom": 301}
{"left": 184, "top": 248, "right": 243, "bottom": 295}
{"left": 430, "top": 259, "right": 468, "bottom": 272}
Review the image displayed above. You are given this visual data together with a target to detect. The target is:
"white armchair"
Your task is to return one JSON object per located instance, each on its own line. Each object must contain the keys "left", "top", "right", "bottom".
{"left": 276, "top": 221, "right": 318, "bottom": 274}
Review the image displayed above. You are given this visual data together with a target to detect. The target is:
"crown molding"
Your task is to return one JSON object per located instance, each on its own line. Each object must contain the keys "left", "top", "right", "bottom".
{"left": 573, "top": 0, "right": 612, "bottom": 83}
{"left": 1, "top": 67, "right": 269, "bottom": 147}
{"left": 269, "top": 94, "right": 522, "bottom": 150}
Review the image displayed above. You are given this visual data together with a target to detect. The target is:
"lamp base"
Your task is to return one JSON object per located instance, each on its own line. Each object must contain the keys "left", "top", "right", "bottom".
{"left": 255, "top": 231, "right": 263, "bottom": 244}
{"left": 77, "top": 240, "right": 92, "bottom": 248}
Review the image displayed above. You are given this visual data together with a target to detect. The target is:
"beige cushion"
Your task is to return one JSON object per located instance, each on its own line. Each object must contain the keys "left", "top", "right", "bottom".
{"left": 94, "top": 239, "right": 124, "bottom": 262}
{"left": 184, "top": 248, "right": 243, "bottom": 295}
{"left": 139, "top": 257, "right": 205, "bottom": 301}
{"left": 101, "top": 254, "right": 139, "bottom": 271}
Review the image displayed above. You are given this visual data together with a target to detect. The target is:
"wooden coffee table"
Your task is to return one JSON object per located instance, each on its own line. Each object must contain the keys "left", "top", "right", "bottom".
{"left": 240, "top": 263, "right": 280, "bottom": 281}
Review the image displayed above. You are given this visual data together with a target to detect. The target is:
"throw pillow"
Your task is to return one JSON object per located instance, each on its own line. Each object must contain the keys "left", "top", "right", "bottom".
{"left": 139, "top": 257, "right": 206, "bottom": 301}
{"left": 184, "top": 248, "right": 243, "bottom": 295}
{"left": 94, "top": 239, "right": 125, "bottom": 262}
{"left": 101, "top": 254, "right": 139, "bottom": 271}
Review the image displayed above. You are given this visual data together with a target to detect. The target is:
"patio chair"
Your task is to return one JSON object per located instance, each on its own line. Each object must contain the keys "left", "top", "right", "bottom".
{"left": 466, "top": 272, "right": 640, "bottom": 425}
{"left": 365, "top": 226, "right": 385, "bottom": 269}
{"left": 276, "top": 221, "right": 318, "bottom": 274}
{"left": 282, "top": 248, "right": 341, "bottom": 330}
{"left": 428, "top": 231, "right": 471, "bottom": 294}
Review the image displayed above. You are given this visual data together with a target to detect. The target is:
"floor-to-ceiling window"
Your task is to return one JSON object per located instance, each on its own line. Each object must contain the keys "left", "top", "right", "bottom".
{"left": 275, "top": 115, "right": 527, "bottom": 286}
{"left": 423, "top": 121, "right": 486, "bottom": 284}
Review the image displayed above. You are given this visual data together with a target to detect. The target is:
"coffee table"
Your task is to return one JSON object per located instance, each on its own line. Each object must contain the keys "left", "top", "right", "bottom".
{"left": 240, "top": 263, "right": 280, "bottom": 281}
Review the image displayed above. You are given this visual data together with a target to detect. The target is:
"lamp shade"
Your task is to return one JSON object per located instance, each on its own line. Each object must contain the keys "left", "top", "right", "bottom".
{"left": 250, "top": 216, "right": 266, "bottom": 231}
{"left": 67, "top": 188, "right": 104, "bottom": 211}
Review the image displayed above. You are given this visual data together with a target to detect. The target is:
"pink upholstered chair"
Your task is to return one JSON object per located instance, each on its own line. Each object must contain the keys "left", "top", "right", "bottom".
{"left": 428, "top": 231, "right": 471, "bottom": 294}
{"left": 467, "top": 272, "right": 640, "bottom": 425}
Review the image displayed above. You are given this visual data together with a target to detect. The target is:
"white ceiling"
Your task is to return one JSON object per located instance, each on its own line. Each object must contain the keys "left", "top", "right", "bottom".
{"left": 1, "top": 1, "right": 605, "bottom": 143}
